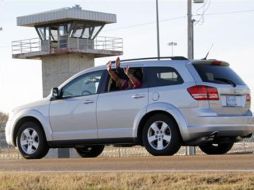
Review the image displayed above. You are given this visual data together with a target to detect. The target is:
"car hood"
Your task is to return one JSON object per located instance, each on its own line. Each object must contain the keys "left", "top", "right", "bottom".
{"left": 11, "top": 98, "right": 50, "bottom": 114}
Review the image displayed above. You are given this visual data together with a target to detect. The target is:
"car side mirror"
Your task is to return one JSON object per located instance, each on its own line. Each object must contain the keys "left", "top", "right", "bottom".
{"left": 51, "top": 87, "right": 61, "bottom": 99}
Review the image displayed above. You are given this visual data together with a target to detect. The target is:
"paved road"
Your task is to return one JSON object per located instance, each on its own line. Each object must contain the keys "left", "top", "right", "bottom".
{"left": 0, "top": 155, "right": 254, "bottom": 172}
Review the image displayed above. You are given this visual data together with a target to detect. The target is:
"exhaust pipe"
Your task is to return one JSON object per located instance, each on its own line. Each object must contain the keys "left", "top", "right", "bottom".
{"left": 186, "top": 131, "right": 218, "bottom": 146}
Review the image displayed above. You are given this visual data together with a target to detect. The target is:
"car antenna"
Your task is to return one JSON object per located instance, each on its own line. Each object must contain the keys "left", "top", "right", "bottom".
{"left": 202, "top": 44, "right": 214, "bottom": 60}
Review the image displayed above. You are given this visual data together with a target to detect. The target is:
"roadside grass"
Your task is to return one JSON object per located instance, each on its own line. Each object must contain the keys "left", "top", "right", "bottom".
{"left": 0, "top": 172, "right": 254, "bottom": 190}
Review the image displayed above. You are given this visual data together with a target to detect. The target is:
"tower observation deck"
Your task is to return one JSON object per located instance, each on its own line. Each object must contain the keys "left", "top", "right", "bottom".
{"left": 12, "top": 5, "right": 123, "bottom": 59}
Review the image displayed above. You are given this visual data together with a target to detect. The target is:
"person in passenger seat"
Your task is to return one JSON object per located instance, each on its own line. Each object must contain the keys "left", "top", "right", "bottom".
{"left": 107, "top": 57, "right": 142, "bottom": 90}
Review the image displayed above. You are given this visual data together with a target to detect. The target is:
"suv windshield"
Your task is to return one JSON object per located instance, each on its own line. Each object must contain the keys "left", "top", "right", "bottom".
{"left": 193, "top": 64, "right": 245, "bottom": 86}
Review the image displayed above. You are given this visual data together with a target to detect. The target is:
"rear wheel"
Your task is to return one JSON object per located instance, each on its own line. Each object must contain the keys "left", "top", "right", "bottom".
{"left": 142, "top": 114, "right": 181, "bottom": 156}
{"left": 16, "top": 121, "right": 49, "bottom": 159}
{"left": 199, "top": 142, "right": 234, "bottom": 155}
{"left": 75, "top": 145, "right": 104, "bottom": 158}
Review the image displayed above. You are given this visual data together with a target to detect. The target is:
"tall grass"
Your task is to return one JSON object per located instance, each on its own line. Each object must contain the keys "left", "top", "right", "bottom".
{"left": 0, "top": 172, "right": 254, "bottom": 190}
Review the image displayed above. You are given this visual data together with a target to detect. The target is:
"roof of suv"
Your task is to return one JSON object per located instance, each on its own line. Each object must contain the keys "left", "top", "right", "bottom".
{"left": 91, "top": 56, "right": 191, "bottom": 72}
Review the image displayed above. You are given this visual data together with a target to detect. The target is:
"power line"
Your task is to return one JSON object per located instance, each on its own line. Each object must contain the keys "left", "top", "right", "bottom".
{"left": 194, "top": 0, "right": 212, "bottom": 25}
{"left": 104, "top": 16, "right": 185, "bottom": 32}
{"left": 203, "top": 9, "right": 254, "bottom": 16}
{"left": 104, "top": 9, "right": 254, "bottom": 32}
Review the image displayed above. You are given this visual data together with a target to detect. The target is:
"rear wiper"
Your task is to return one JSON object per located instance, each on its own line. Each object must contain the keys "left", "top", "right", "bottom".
{"left": 214, "top": 77, "right": 236, "bottom": 87}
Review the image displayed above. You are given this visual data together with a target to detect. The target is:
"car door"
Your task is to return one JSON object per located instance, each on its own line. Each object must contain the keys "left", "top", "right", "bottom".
{"left": 96, "top": 67, "right": 148, "bottom": 139}
{"left": 49, "top": 70, "right": 104, "bottom": 141}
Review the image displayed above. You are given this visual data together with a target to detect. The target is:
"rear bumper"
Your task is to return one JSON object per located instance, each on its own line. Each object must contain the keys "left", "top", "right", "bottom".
{"left": 182, "top": 115, "right": 254, "bottom": 142}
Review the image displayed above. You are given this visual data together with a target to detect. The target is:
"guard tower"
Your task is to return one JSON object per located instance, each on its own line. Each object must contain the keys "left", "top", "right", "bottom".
{"left": 12, "top": 5, "right": 123, "bottom": 97}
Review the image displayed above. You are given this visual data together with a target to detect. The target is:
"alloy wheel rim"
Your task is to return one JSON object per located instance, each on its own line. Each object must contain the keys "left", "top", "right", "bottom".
{"left": 147, "top": 121, "right": 171, "bottom": 150}
{"left": 20, "top": 128, "right": 39, "bottom": 155}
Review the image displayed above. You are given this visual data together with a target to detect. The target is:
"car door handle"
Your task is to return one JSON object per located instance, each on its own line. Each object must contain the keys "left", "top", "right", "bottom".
{"left": 83, "top": 100, "right": 94, "bottom": 104}
{"left": 132, "top": 94, "right": 145, "bottom": 99}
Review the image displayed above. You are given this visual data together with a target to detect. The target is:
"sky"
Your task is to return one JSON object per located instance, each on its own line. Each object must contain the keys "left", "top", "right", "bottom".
{"left": 0, "top": 0, "right": 254, "bottom": 112}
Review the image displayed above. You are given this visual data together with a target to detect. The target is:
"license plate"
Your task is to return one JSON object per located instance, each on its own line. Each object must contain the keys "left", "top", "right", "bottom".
{"left": 226, "top": 96, "right": 237, "bottom": 107}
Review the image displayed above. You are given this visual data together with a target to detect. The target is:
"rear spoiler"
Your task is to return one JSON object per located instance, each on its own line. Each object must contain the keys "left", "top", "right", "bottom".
{"left": 192, "top": 59, "right": 229, "bottom": 66}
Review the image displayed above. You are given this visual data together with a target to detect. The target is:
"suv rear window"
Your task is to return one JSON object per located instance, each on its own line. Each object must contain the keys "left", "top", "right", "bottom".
{"left": 193, "top": 64, "right": 245, "bottom": 85}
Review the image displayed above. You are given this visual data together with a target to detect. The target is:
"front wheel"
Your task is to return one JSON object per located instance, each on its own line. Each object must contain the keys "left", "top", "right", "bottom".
{"left": 75, "top": 145, "right": 104, "bottom": 158}
{"left": 142, "top": 114, "right": 181, "bottom": 156}
{"left": 16, "top": 121, "right": 49, "bottom": 159}
{"left": 199, "top": 142, "right": 234, "bottom": 155}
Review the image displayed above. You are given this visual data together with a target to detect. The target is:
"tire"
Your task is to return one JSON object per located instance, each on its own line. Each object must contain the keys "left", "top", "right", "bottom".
{"left": 16, "top": 121, "right": 49, "bottom": 159}
{"left": 75, "top": 145, "right": 104, "bottom": 158}
{"left": 142, "top": 114, "right": 181, "bottom": 156}
{"left": 199, "top": 142, "right": 234, "bottom": 155}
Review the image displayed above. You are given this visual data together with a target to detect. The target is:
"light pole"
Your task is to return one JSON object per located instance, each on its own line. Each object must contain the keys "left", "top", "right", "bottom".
{"left": 186, "top": 0, "right": 204, "bottom": 156}
{"left": 168, "top": 41, "right": 177, "bottom": 56}
{"left": 156, "top": 0, "right": 160, "bottom": 59}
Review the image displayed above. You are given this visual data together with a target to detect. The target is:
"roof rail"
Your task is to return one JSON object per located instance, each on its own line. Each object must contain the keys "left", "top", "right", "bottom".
{"left": 111, "top": 56, "right": 188, "bottom": 63}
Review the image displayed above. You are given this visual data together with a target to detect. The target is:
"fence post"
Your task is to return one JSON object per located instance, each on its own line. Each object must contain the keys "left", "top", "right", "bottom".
{"left": 77, "top": 37, "right": 79, "bottom": 50}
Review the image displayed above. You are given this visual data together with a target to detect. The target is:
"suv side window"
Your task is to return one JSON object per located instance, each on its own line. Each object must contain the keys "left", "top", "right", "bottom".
{"left": 61, "top": 70, "right": 104, "bottom": 98}
{"left": 144, "top": 67, "right": 183, "bottom": 87}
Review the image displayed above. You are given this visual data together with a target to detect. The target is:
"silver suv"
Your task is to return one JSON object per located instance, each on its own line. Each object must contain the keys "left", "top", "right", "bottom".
{"left": 5, "top": 57, "right": 254, "bottom": 159}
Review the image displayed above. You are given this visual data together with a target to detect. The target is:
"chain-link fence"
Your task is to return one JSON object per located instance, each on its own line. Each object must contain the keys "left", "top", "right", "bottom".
{"left": 1, "top": 125, "right": 254, "bottom": 160}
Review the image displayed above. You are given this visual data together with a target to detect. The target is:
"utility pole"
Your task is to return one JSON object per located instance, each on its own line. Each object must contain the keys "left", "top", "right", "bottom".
{"left": 156, "top": 0, "right": 160, "bottom": 59}
{"left": 186, "top": 0, "right": 204, "bottom": 156}
{"left": 187, "top": 0, "right": 194, "bottom": 59}
{"left": 188, "top": 0, "right": 204, "bottom": 59}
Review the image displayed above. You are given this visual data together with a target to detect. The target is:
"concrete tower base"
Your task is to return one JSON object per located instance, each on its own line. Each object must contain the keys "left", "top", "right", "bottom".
{"left": 42, "top": 54, "right": 94, "bottom": 158}
{"left": 42, "top": 54, "right": 94, "bottom": 97}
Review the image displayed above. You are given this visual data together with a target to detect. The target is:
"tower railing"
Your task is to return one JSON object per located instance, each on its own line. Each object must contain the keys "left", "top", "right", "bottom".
{"left": 12, "top": 36, "right": 123, "bottom": 55}
{"left": 12, "top": 38, "right": 41, "bottom": 54}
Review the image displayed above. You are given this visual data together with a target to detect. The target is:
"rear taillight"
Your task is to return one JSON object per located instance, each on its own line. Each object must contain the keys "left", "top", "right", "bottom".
{"left": 246, "top": 94, "right": 251, "bottom": 102}
{"left": 187, "top": 85, "right": 219, "bottom": 100}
